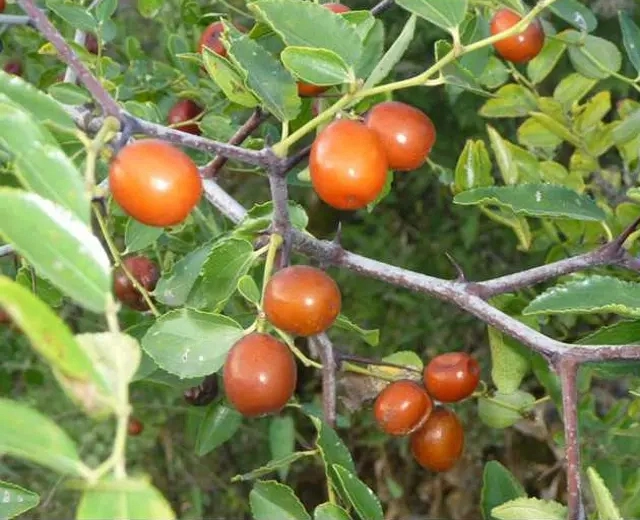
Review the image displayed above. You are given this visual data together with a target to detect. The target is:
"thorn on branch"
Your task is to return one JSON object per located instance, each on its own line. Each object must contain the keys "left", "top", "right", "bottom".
{"left": 445, "top": 252, "right": 466, "bottom": 282}
{"left": 609, "top": 214, "right": 640, "bottom": 251}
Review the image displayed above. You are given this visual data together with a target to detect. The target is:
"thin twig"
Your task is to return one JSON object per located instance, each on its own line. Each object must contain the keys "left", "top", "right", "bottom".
{"left": 336, "top": 352, "right": 423, "bottom": 374}
{"left": 284, "top": 144, "right": 312, "bottom": 172}
{"left": 0, "top": 14, "right": 31, "bottom": 25}
{"left": 371, "top": 0, "right": 395, "bottom": 16}
{"left": 202, "top": 108, "right": 268, "bottom": 178}
{"left": 312, "top": 333, "right": 337, "bottom": 428}
{"left": 0, "top": 244, "right": 15, "bottom": 258}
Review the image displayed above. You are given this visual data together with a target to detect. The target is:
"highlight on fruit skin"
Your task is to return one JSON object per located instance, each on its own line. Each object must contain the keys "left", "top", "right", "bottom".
{"left": 223, "top": 332, "right": 297, "bottom": 417}
{"left": 374, "top": 379, "right": 433, "bottom": 436}
{"left": 263, "top": 264, "right": 342, "bottom": 337}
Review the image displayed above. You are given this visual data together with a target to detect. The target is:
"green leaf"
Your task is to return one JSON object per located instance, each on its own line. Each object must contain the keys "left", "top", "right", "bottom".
{"left": 95, "top": 0, "right": 118, "bottom": 23}
{"left": 0, "top": 189, "right": 111, "bottom": 313}
{"left": 0, "top": 398, "right": 85, "bottom": 476}
{"left": 0, "top": 481, "right": 39, "bottom": 519}
{"left": 395, "top": 0, "right": 468, "bottom": 31}
{"left": 136, "top": 0, "right": 163, "bottom": 18}
{"left": 0, "top": 276, "right": 103, "bottom": 382}
{"left": 587, "top": 467, "right": 623, "bottom": 520}
{"left": 459, "top": 13, "right": 491, "bottom": 77}
{"left": 310, "top": 416, "right": 355, "bottom": 474}
{"left": 153, "top": 242, "right": 212, "bottom": 307}
{"left": 523, "top": 275, "right": 640, "bottom": 318}
{"left": 553, "top": 72, "right": 597, "bottom": 108}
{"left": 454, "top": 139, "right": 495, "bottom": 193}
{"left": 612, "top": 108, "right": 640, "bottom": 145}
{"left": 562, "top": 31, "right": 621, "bottom": 80}
{"left": 141, "top": 309, "right": 244, "bottom": 378}
{"left": 363, "top": 14, "right": 416, "bottom": 89}
{"left": 517, "top": 118, "right": 562, "bottom": 149}
{"left": 436, "top": 40, "right": 488, "bottom": 95}
{"left": 529, "top": 112, "right": 581, "bottom": 147}
{"left": 188, "top": 237, "right": 255, "bottom": 311}
{"left": 491, "top": 497, "right": 567, "bottom": 520}
{"left": 202, "top": 49, "right": 260, "bottom": 108}
{"left": 270, "top": 415, "right": 296, "bottom": 480}
{"left": 481, "top": 461, "right": 526, "bottom": 520}
{"left": 526, "top": 38, "right": 566, "bottom": 85}
{"left": 355, "top": 19, "right": 384, "bottom": 80}
{"left": 124, "top": 219, "right": 163, "bottom": 253}
{"left": 195, "top": 402, "right": 242, "bottom": 456}
{"left": 249, "top": 0, "right": 362, "bottom": 66}
{"left": 250, "top": 480, "right": 311, "bottom": 520}
{"left": 619, "top": 12, "right": 640, "bottom": 75}
{"left": 225, "top": 30, "right": 300, "bottom": 121}
{"left": 479, "top": 85, "right": 537, "bottom": 118}
{"left": 47, "top": 82, "right": 92, "bottom": 105}
{"left": 76, "top": 477, "right": 176, "bottom": 519}
{"left": 331, "top": 465, "right": 383, "bottom": 520}
{"left": 488, "top": 325, "right": 530, "bottom": 394}
{"left": 232, "top": 452, "right": 315, "bottom": 482}
{"left": 237, "top": 274, "right": 261, "bottom": 305}
{"left": 453, "top": 184, "right": 605, "bottom": 221}
{"left": 0, "top": 71, "right": 75, "bottom": 131}
{"left": 233, "top": 201, "right": 308, "bottom": 239}
{"left": 314, "top": 503, "right": 352, "bottom": 520}
{"left": 486, "top": 126, "right": 517, "bottom": 184}
{"left": 281, "top": 47, "right": 352, "bottom": 86}
{"left": 479, "top": 57, "right": 510, "bottom": 89}
{"left": 333, "top": 314, "right": 379, "bottom": 346}
{"left": 549, "top": 0, "right": 597, "bottom": 32}
{"left": 478, "top": 390, "right": 535, "bottom": 429}
{"left": 46, "top": 0, "right": 97, "bottom": 31}
{"left": 575, "top": 91, "right": 611, "bottom": 134}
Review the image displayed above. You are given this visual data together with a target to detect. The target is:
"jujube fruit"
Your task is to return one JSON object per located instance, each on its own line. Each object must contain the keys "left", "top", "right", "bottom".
{"left": 127, "top": 417, "right": 144, "bottom": 436}
{"left": 3, "top": 61, "right": 22, "bottom": 76}
{"left": 374, "top": 380, "right": 433, "bottom": 436}
{"left": 296, "top": 3, "right": 350, "bottom": 97}
{"left": 168, "top": 99, "right": 203, "bottom": 135}
{"left": 423, "top": 352, "right": 480, "bottom": 403}
{"left": 489, "top": 8, "right": 544, "bottom": 64}
{"left": 113, "top": 255, "right": 160, "bottom": 311}
{"left": 223, "top": 333, "right": 297, "bottom": 417}
{"left": 198, "top": 21, "right": 246, "bottom": 58}
{"left": 108, "top": 139, "right": 203, "bottom": 227}
{"left": 85, "top": 33, "right": 99, "bottom": 55}
{"left": 0, "top": 309, "right": 11, "bottom": 325}
{"left": 410, "top": 406, "right": 464, "bottom": 472}
{"left": 309, "top": 119, "right": 388, "bottom": 210}
{"left": 365, "top": 101, "right": 436, "bottom": 171}
{"left": 0, "top": 0, "right": 6, "bottom": 13}
{"left": 263, "top": 265, "right": 341, "bottom": 336}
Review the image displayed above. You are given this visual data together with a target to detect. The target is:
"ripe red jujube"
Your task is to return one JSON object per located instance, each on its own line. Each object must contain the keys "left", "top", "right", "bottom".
{"left": 374, "top": 380, "right": 433, "bottom": 436}
{"left": 410, "top": 406, "right": 464, "bottom": 472}
{"left": 424, "top": 352, "right": 480, "bottom": 403}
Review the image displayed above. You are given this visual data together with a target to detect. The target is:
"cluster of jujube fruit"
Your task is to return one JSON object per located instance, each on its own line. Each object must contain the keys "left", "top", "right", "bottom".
{"left": 374, "top": 352, "right": 480, "bottom": 472}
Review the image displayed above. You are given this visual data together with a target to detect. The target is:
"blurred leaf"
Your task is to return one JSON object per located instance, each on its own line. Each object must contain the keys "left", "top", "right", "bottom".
{"left": 269, "top": 415, "right": 296, "bottom": 480}
{"left": 282, "top": 47, "right": 352, "bottom": 86}
{"left": 202, "top": 49, "right": 260, "bottom": 108}
{"left": 524, "top": 276, "right": 640, "bottom": 317}
{"left": 478, "top": 390, "right": 535, "bottom": 429}
{"left": 76, "top": 477, "right": 176, "bottom": 519}
{"left": 531, "top": 353, "right": 561, "bottom": 407}
{"left": 250, "top": 0, "right": 362, "bottom": 66}
{"left": 619, "top": 12, "right": 640, "bottom": 74}
{"left": 479, "top": 57, "right": 510, "bottom": 89}
{"left": 249, "top": 480, "right": 310, "bottom": 520}
{"left": 587, "top": 467, "right": 623, "bottom": 520}
{"left": 141, "top": 309, "right": 244, "bottom": 378}
{"left": 15, "top": 266, "right": 64, "bottom": 308}
{"left": 226, "top": 30, "right": 300, "bottom": 121}
{"left": 233, "top": 452, "right": 315, "bottom": 482}
{"left": 356, "top": 19, "right": 385, "bottom": 79}
{"left": 0, "top": 481, "right": 39, "bottom": 519}
{"left": 454, "top": 184, "right": 605, "bottom": 221}
{"left": 529, "top": 112, "right": 581, "bottom": 147}
{"left": 574, "top": 91, "right": 611, "bottom": 133}
{"left": 479, "top": 85, "right": 536, "bottom": 118}
{"left": 188, "top": 238, "right": 254, "bottom": 311}
{"left": 553, "top": 72, "right": 597, "bottom": 108}
{"left": 237, "top": 274, "right": 261, "bottom": 305}
{"left": 436, "top": 40, "right": 488, "bottom": 95}
{"left": 517, "top": 118, "right": 562, "bottom": 149}
{"left": 46, "top": 0, "right": 97, "bottom": 31}
{"left": 613, "top": 108, "right": 640, "bottom": 145}
{"left": 195, "top": 402, "right": 242, "bottom": 456}
{"left": 481, "top": 461, "right": 526, "bottom": 520}
{"left": 153, "top": 241, "right": 212, "bottom": 307}
{"left": 233, "top": 201, "right": 308, "bottom": 239}
{"left": 334, "top": 314, "right": 379, "bottom": 346}
{"left": 332, "top": 465, "right": 383, "bottom": 520}
{"left": 124, "top": 219, "right": 163, "bottom": 253}
{"left": 459, "top": 13, "right": 491, "bottom": 76}
{"left": 395, "top": 0, "right": 468, "bottom": 31}
{"left": 527, "top": 39, "right": 566, "bottom": 84}
{"left": 0, "top": 70, "right": 75, "bottom": 131}
{"left": 47, "top": 82, "right": 91, "bottom": 105}
{"left": 488, "top": 324, "right": 530, "bottom": 394}
{"left": 491, "top": 497, "right": 567, "bottom": 520}
{"left": 454, "top": 139, "right": 494, "bottom": 193}
{"left": 95, "top": 0, "right": 118, "bottom": 23}
{"left": 137, "top": 0, "right": 163, "bottom": 18}
{"left": 364, "top": 14, "right": 416, "bottom": 89}
{"left": 562, "top": 31, "right": 621, "bottom": 80}
{"left": 0, "top": 189, "right": 111, "bottom": 313}
{"left": 314, "top": 503, "right": 351, "bottom": 520}
{"left": 548, "top": 0, "right": 597, "bottom": 32}
{"left": 0, "top": 398, "right": 85, "bottom": 476}
{"left": 486, "top": 126, "right": 517, "bottom": 184}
